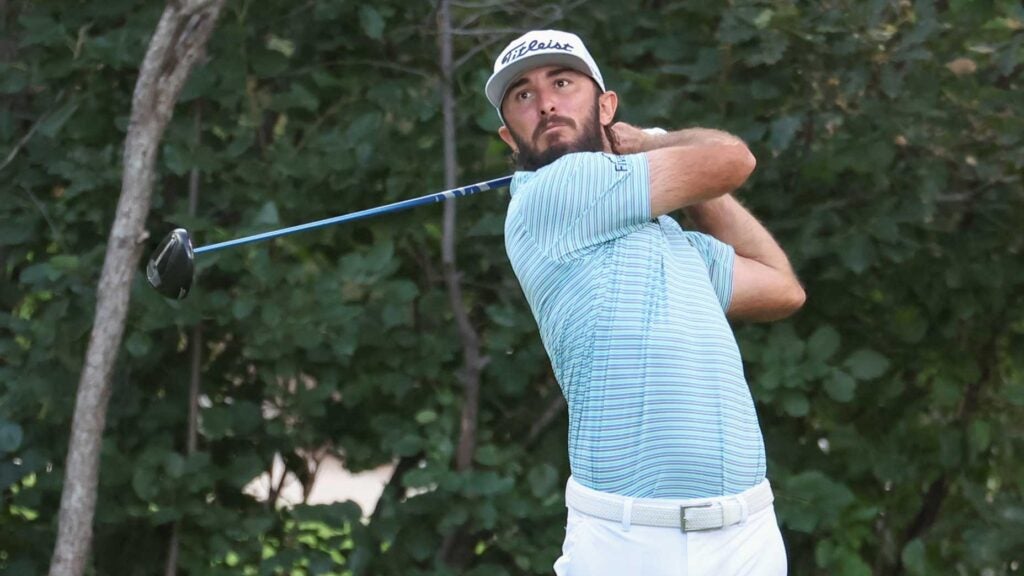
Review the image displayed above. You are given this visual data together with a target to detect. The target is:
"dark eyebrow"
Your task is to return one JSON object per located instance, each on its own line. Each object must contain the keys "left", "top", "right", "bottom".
{"left": 546, "top": 67, "right": 579, "bottom": 78}
{"left": 506, "top": 67, "right": 582, "bottom": 94}
{"left": 507, "top": 76, "right": 530, "bottom": 94}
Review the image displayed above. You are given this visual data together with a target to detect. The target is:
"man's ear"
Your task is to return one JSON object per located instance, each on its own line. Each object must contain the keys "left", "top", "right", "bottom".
{"left": 598, "top": 91, "right": 618, "bottom": 126}
{"left": 498, "top": 125, "right": 517, "bottom": 152}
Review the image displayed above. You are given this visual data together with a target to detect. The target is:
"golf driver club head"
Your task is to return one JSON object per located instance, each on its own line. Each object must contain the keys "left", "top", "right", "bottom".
{"left": 147, "top": 228, "right": 194, "bottom": 300}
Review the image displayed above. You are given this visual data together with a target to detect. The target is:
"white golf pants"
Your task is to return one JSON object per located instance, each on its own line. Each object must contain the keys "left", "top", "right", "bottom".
{"left": 554, "top": 477, "right": 788, "bottom": 576}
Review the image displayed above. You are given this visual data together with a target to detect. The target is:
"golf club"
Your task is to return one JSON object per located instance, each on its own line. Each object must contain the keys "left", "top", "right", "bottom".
{"left": 146, "top": 175, "right": 513, "bottom": 300}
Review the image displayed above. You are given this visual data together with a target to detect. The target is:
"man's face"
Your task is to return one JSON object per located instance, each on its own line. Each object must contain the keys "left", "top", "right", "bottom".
{"left": 498, "top": 66, "right": 617, "bottom": 171}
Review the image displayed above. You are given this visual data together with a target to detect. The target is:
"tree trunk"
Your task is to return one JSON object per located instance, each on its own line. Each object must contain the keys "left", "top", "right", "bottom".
{"left": 48, "top": 3, "right": 226, "bottom": 576}
{"left": 438, "top": 0, "right": 481, "bottom": 479}
{"left": 164, "top": 102, "right": 204, "bottom": 576}
{"left": 437, "top": 0, "right": 486, "bottom": 567}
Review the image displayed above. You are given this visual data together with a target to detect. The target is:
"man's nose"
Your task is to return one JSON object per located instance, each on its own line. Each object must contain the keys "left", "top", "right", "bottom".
{"left": 537, "top": 91, "right": 556, "bottom": 115}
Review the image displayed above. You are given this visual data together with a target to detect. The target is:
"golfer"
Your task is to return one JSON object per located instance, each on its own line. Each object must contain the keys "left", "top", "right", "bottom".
{"left": 486, "top": 30, "right": 805, "bottom": 575}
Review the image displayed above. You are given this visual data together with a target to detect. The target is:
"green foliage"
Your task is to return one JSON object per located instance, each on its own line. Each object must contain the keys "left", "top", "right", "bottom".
{"left": 2, "top": 0, "right": 1022, "bottom": 574}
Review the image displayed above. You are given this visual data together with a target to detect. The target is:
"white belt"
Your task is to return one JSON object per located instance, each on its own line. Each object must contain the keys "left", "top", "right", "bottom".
{"left": 566, "top": 477, "right": 774, "bottom": 532}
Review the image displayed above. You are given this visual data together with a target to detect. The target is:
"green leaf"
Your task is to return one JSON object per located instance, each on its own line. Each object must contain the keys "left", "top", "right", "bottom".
{"left": 0, "top": 66, "right": 28, "bottom": 94}
{"left": 229, "top": 401, "right": 262, "bottom": 435}
{"left": 225, "top": 452, "right": 265, "bottom": 489}
{"left": 393, "top": 434, "right": 421, "bottom": 456}
{"left": 780, "top": 471, "right": 855, "bottom": 533}
{"left": 474, "top": 444, "right": 501, "bottom": 466}
{"left": 266, "top": 34, "right": 295, "bottom": 57}
{"left": 939, "top": 430, "right": 963, "bottom": 467}
{"left": 807, "top": 325, "right": 841, "bottom": 362}
{"left": 782, "top": 391, "right": 810, "bottom": 416}
{"left": 131, "top": 467, "right": 158, "bottom": 501}
{"left": 19, "top": 263, "right": 59, "bottom": 285}
{"left": 844, "top": 349, "right": 890, "bottom": 380}
{"left": 232, "top": 298, "right": 255, "bottom": 320}
{"left": 50, "top": 255, "right": 79, "bottom": 271}
{"left": 683, "top": 48, "right": 721, "bottom": 81}
{"left": 465, "top": 471, "right": 513, "bottom": 497}
{"left": 38, "top": 101, "right": 80, "bottom": 138}
{"left": 968, "top": 420, "right": 991, "bottom": 454}
{"left": 250, "top": 48, "right": 289, "bottom": 76}
{"left": 414, "top": 409, "right": 437, "bottom": 424}
{"left": 0, "top": 220, "right": 35, "bottom": 246}
{"left": 753, "top": 9, "right": 774, "bottom": 29}
{"left": 901, "top": 539, "right": 927, "bottom": 575}
{"left": 292, "top": 501, "right": 362, "bottom": 524}
{"left": 769, "top": 115, "right": 802, "bottom": 152}
{"left": 1006, "top": 378, "right": 1024, "bottom": 407}
{"left": 839, "top": 235, "right": 876, "bottom": 273}
{"left": 892, "top": 306, "right": 927, "bottom": 344}
{"left": 201, "top": 406, "right": 231, "bottom": 438}
{"left": 527, "top": 464, "right": 558, "bottom": 499}
{"left": 824, "top": 370, "right": 857, "bottom": 402}
{"left": 253, "top": 202, "right": 279, "bottom": 227}
{"left": 164, "top": 452, "right": 185, "bottom": 479}
{"left": 124, "top": 332, "right": 151, "bottom": 357}
{"left": 359, "top": 6, "right": 385, "bottom": 40}
{"left": 242, "top": 514, "right": 274, "bottom": 535}
{"left": 0, "top": 421, "right": 24, "bottom": 453}
{"left": 1, "top": 462, "right": 27, "bottom": 491}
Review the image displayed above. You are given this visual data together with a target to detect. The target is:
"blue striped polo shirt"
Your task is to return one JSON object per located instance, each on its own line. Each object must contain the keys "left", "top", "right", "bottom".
{"left": 504, "top": 151, "right": 766, "bottom": 499}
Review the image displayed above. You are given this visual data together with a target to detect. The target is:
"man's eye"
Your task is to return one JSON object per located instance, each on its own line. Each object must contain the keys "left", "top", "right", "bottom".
{"left": 516, "top": 90, "right": 532, "bottom": 101}
{"left": 555, "top": 79, "right": 570, "bottom": 87}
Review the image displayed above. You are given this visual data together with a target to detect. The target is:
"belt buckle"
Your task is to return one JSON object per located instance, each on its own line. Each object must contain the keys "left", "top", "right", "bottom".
{"left": 679, "top": 503, "right": 716, "bottom": 532}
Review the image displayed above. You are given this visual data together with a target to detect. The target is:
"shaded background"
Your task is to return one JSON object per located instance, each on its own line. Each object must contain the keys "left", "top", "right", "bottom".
{"left": 1, "top": 0, "right": 1022, "bottom": 574}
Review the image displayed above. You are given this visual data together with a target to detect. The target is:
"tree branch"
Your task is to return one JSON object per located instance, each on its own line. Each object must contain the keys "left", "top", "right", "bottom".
{"left": 47, "top": 3, "right": 226, "bottom": 576}
{"left": 356, "top": 455, "right": 422, "bottom": 576}
{"left": 438, "top": 0, "right": 483, "bottom": 476}
{"left": 526, "top": 387, "right": 566, "bottom": 448}
{"left": 451, "top": 27, "right": 530, "bottom": 36}
{"left": 283, "top": 58, "right": 432, "bottom": 81}
{"left": 451, "top": 0, "right": 589, "bottom": 70}
{"left": 438, "top": 0, "right": 487, "bottom": 568}
{"left": 164, "top": 103, "right": 204, "bottom": 576}
{"left": 453, "top": 36, "right": 507, "bottom": 70}
{"left": 890, "top": 337, "right": 997, "bottom": 575}
{"left": 0, "top": 90, "right": 67, "bottom": 174}
{"left": 18, "top": 187, "right": 63, "bottom": 249}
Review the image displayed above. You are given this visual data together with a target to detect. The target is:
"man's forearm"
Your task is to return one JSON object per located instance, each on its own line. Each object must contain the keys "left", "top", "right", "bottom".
{"left": 642, "top": 127, "right": 747, "bottom": 151}
{"left": 611, "top": 124, "right": 748, "bottom": 156}
{"left": 685, "top": 195, "right": 796, "bottom": 277}
{"left": 636, "top": 126, "right": 793, "bottom": 274}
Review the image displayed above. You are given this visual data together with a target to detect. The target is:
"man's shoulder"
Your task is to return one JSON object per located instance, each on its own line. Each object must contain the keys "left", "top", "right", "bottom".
{"left": 514, "top": 152, "right": 639, "bottom": 193}
{"left": 657, "top": 216, "right": 719, "bottom": 248}
{"left": 546, "top": 151, "right": 633, "bottom": 174}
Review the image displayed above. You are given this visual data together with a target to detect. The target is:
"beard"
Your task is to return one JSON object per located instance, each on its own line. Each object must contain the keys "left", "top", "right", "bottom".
{"left": 508, "top": 97, "right": 605, "bottom": 171}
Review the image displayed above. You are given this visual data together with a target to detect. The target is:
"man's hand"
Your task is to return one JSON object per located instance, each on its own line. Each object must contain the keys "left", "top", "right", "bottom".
{"left": 616, "top": 122, "right": 803, "bottom": 321}
{"left": 686, "top": 196, "right": 806, "bottom": 321}
{"left": 609, "top": 122, "right": 652, "bottom": 154}
{"left": 611, "top": 123, "right": 748, "bottom": 155}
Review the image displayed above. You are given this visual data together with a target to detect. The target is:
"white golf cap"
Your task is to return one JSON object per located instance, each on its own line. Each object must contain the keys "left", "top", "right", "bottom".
{"left": 485, "top": 30, "right": 605, "bottom": 122}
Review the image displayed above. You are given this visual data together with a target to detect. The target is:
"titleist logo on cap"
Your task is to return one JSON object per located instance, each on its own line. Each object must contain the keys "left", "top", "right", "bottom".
{"left": 501, "top": 38, "right": 574, "bottom": 65}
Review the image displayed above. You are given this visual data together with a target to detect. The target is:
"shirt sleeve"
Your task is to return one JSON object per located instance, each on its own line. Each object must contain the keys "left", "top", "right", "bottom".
{"left": 681, "top": 228, "right": 736, "bottom": 311}
{"left": 515, "top": 152, "right": 651, "bottom": 261}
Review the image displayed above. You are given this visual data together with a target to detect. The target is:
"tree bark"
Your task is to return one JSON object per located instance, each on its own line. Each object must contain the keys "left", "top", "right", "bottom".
{"left": 437, "top": 0, "right": 486, "bottom": 567}
{"left": 438, "top": 0, "right": 483, "bottom": 475}
{"left": 48, "top": 3, "right": 226, "bottom": 576}
{"left": 164, "top": 102, "right": 204, "bottom": 576}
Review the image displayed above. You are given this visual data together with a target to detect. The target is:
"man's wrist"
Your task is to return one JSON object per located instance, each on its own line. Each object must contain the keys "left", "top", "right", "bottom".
{"left": 637, "top": 127, "right": 668, "bottom": 152}
{"left": 684, "top": 194, "right": 731, "bottom": 215}
{"left": 652, "top": 128, "right": 746, "bottom": 149}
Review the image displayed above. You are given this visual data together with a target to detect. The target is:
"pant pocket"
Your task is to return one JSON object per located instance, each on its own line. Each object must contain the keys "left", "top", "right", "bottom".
{"left": 763, "top": 508, "right": 788, "bottom": 576}
{"left": 553, "top": 509, "right": 590, "bottom": 576}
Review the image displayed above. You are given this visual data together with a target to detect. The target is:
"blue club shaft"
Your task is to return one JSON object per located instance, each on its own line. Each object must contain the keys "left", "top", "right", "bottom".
{"left": 194, "top": 175, "right": 513, "bottom": 255}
